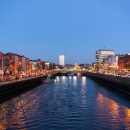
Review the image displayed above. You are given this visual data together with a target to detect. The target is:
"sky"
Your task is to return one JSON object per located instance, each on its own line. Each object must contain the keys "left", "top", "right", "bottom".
{"left": 0, "top": 0, "right": 130, "bottom": 64}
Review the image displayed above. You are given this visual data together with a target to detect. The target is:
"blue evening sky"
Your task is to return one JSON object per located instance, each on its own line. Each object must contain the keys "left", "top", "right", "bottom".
{"left": 0, "top": 0, "right": 130, "bottom": 64}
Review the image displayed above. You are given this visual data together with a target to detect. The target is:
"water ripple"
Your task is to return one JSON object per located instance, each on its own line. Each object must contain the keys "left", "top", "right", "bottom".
{"left": 0, "top": 76, "right": 130, "bottom": 130}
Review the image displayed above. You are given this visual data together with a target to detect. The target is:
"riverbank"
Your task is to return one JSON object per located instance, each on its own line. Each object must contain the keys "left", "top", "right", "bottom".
{"left": 82, "top": 72, "right": 130, "bottom": 95}
{"left": 0, "top": 73, "right": 57, "bottom": 103}
{"left": 0, "top": 76, "right": 45, "bottom": 102}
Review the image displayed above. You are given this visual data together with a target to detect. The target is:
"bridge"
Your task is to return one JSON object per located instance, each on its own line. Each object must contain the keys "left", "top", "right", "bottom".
{"left": 55, "top": 69, "right": 87, "bottom": 76}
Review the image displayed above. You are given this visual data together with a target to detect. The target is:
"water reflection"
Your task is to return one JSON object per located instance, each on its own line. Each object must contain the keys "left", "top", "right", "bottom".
{"left": 0, "top": 77, "right": 129, "bottom": 130}
{"left": 69, "top": 76, "right": 72, "bottom": 80}
{"left": 55, "top": 76, "right": 60, "bottom": 82}
{"left": 0, "top": 104, "right": 8, "bottom": 130}
{"left": 0, "top": 90, "right": 40, "bottom": 130}
{"left": 96, "top": 93, "right": 130, "bottom": 129}
{"left": 123, "top": 107, "right": 130, "bottom": 128}
{"left": 62, "top": 76, "right": 66, "bottom": 82}
{"left": 82, "top": 77, "right": 86, "bottom": 86}
{"left": 81, "top": 77, "right": 87, "bottom": 109}
{"left": 73, "top": 76, "right": 77, "bottom": 86}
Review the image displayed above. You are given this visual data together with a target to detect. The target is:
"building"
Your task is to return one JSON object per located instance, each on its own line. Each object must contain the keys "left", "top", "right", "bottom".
{"left": 30, "top": 60, "right": 38, "bottom": 75}
{"left": 103, "top": 55, "right": 119, "bottom": 69}
{"left": 74, "top": 63, "right": 80, "bottom": 70}
{"left": 96, "top": 49, "right": 115, "bottom": 64}
{"left": 0, "top": 51, "right": 57, "bottom": 80}
{"left": 3, "top": 53, "right": 32, "bottom": 76}
{"left": 118, "top": 54, "right": 130, "bottom": 72}
{"left": 59, "top": 55, "right": 65, "bottom": 66}
{"left": 4, "top": 53, "right": 22, "bottom": 75}
{"left": 100, "top": 55, "right": 119, "bottom": 74}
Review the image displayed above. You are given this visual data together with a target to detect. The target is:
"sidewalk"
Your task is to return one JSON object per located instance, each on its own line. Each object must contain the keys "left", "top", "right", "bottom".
{"left": 0, "top": 75, "right": 46, "bottom": 87}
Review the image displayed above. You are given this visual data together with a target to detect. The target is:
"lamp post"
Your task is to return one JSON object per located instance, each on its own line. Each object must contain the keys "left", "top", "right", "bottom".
{"left": 2, "top": 53, "right": 3, "bottom": 80}
{"left": 0, "top": 53, "right": 4, "bottom": 81}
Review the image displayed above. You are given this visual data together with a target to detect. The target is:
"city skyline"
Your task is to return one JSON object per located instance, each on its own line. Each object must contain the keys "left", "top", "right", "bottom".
{"left": 0, "top": 1, "right": 130, "bottom": 130}
{"left": 0, "top": 0, "right": 130, "bottom": 64}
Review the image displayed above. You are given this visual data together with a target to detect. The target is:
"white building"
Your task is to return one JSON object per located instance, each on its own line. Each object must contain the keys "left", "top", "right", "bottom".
{"left": 96, "top": 49, "right": 115, "bottom": 64}
{"left": 59, "top": 55, "right": 65, "bottom": 66}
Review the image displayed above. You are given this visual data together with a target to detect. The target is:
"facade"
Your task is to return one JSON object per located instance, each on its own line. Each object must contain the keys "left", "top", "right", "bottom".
{"left": 21, "top": 56, "right": 27, "bottom": 74}
{"left": 118, "top": 54, "right": 130, "bottom": 72}
{"left": 30, "top": 60, "right": 46, "bottom": 75}
{"left": 103, "top": 55, "right": 119, "bottom": 70}
{"left": 37, "top": 59, "right": 43, "bottom": 74}
{"left": 59, "top": 55, "right": 65, "bottom": 66}
{"left": 4, "top": 53, "right": 22, "bottom": 75}
{"left": 4, "top": 53, "right": 33, "bottom": 76}
{"left": 30, "top": 60, "right": 38, "bottom": 75}
{"left": 0, "top": 51, "right": 56, "bottom": 80}
{"left": 96, "top": 49, "right": 115, "bottom": 64}
{"left": 100, "top": 55, "right": 119, "bottom": 74}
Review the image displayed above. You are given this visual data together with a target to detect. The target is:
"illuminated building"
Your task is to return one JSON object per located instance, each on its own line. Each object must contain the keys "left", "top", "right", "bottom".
{"left": 118, "top": 54, "right": 130, "bottom": 72}
{"left": 30, "top": 60, "right": 38, "bottom": 75}
{"left": 96, "top": 49, "right": 115, "bottom": 64}
{"left": 21, "top": 56, "right": 27, "bottom": 75}
{"left": 103, "top": 55, "right": 119, "bottom": 69}
{"left": 74, "top": 63, "right": 80, "bottom": 70}
{"left": 59, "top": 55, "right": 65, "bottom": 66}
{"left": 4, "top": 53, "right": 22, "bottom": 75}
{"left": 0, "top": 51, "right": 56, "bottom": 79}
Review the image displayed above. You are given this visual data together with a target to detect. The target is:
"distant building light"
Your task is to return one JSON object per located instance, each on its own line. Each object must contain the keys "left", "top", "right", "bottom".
{"left": 59, "top": 55, "right": 65, "bottom": 66}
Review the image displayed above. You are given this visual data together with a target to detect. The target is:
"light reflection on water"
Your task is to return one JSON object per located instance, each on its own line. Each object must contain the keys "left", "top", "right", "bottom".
{"left": 0, "top": 92, "right": 40, "bottom": 130}
{"left": 81, "top": 77, "right": 87, "bottom": 109}
{"left": 73, "top": 76, "right": 77, "bottom": 86}
{"left": 0, "top": 76, "right": 130, "bottom": 130}
{"left": 96, "top": 93, "right": 130, "bottom": 129}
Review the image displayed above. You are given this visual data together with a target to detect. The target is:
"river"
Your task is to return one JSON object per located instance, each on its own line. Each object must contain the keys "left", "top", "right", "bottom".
{"left": 0, "top": 76, "right": 130, "bottom": 130}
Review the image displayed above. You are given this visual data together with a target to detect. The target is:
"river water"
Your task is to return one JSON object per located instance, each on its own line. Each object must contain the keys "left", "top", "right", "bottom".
{"left": 0, "top": 76, "right": 130, "bottom": 130}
